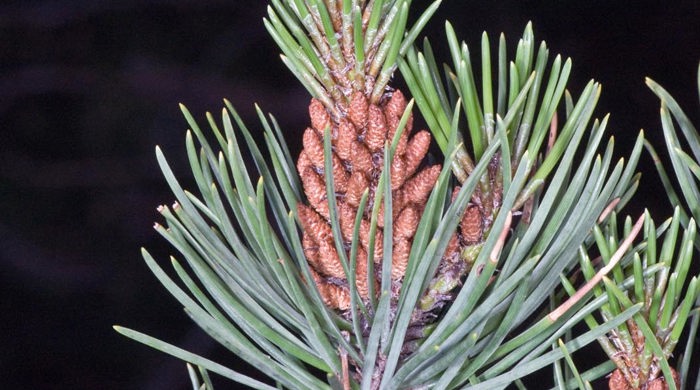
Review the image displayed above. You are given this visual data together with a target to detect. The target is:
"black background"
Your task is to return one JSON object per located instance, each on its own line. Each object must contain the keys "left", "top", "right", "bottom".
{"left": 2, "top": 1, "right": 700, "bottom": 389}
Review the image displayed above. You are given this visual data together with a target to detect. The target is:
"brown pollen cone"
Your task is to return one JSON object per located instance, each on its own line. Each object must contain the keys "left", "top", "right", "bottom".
{"left": 608, "top": 367, "right": 680, "bottom": 390}
{"left": 297, "top": 90, "right": 441, "bottom": 310}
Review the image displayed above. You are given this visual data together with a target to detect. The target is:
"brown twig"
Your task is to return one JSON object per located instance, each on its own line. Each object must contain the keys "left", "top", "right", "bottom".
{"left": 548, "top": 214, "right": 645, "bottom": 322}
{"left": 339, "top": 346, "right": 350, "bottom": 390}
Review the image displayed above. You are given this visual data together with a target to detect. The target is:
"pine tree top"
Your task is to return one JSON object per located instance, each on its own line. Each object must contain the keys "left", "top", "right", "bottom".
{"left": 265, "top": 0, "right": 440, "bottom": 118}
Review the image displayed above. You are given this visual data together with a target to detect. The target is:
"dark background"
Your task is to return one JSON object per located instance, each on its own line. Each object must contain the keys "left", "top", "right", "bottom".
{"left": 2, "top": 1, "right": 699, "bottom": 389}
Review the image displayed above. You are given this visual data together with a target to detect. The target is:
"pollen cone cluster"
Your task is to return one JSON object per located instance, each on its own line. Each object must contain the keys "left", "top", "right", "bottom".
{"left": 268, "top": 0, "right": 471, "bottom": 312}
{"left": 297, "top": 90, "right": 440, "bottom": 310}
{"left": 415, "top": 154, "right": 504, "bottom": 314}
{"left": 609, "top": 368, "right": 680, "bottom": 390}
